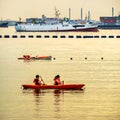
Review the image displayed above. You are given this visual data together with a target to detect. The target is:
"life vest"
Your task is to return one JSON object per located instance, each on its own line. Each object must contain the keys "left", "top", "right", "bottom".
{"left": 33, "top": 78, "right": 40, "bottom": 85}
{"left": 23, "top": 55, "right": 30, "bottom": 59}
{"left": 54, "top": 78, "right": 61, "bottom": 85}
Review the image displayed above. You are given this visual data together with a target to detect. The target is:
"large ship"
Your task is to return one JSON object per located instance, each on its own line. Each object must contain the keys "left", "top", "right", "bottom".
{"left": 15, "top": 8, "right": 98, "bottom": 32}
{"left": 15, "top": 7, "right": 98, "bottom": 32}
{"left": 15, "top": 21, "right": 98, "bottom": 32}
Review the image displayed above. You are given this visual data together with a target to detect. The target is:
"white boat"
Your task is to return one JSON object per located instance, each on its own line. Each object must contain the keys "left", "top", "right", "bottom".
{"left": 15, "top": 21, "right": 98, "bottom": 32}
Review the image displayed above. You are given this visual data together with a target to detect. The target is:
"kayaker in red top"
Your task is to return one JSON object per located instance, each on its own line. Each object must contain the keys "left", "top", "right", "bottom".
{"left": 23, "top": 55, "right": 30, "bottom": 60}
{"left": 53, "top": 75, "right": 61, "bottom": 85}
{"left": 33, "top": 75, "right": 44, "bottom": 85}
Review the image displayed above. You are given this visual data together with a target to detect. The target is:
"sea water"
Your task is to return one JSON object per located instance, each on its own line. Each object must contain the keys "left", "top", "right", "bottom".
{"left": 0, "top": 27, "right": 120, "bottom": 120}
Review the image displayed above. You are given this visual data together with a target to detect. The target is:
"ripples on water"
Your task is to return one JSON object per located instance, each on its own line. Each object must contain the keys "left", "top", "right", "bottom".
{"left": 0, "top": 28, "right": 120, "bottom": 120}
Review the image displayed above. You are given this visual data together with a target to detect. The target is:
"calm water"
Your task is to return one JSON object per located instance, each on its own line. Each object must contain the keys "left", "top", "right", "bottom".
{"left": 0, "top": 27, "right": 120, "bottom": 120}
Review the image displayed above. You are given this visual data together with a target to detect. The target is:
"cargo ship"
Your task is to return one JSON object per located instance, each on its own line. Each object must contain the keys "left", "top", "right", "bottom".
{"left": 98, "top": 15, "right": 120, "bottom": 29}
{"left": 98, "top": 8, "right": 120, "bottom": 29}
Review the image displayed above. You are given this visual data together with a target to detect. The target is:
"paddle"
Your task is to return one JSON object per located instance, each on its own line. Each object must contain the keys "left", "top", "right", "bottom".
{"left": 40, "top": 76, "right": 45, "bottom": 85}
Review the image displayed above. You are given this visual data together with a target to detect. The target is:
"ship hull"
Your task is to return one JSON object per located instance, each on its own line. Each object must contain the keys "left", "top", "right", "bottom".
{"left": 18, "top": 56, "right": 52, "bottom": 60}
{"left": 98, "top": 25, "right": 120, "bottom": 29}
{"left": 15, "top": 23, "right": 98, "bottom": 32}
{"left": 16, "top": 27, "right": 98, "bottom": 32}
{"left": 0, "top": 22, "right": 8, "bottom": 27}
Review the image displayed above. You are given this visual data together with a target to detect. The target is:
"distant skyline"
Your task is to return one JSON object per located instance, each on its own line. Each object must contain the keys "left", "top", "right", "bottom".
{"left": 0, "top": 0, "right": 120, "bottom": 21}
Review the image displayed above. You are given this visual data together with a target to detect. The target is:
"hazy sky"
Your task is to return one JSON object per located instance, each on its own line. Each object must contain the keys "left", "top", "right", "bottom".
{"left": 0, "top": 0, "right": 120, "bottom": 21}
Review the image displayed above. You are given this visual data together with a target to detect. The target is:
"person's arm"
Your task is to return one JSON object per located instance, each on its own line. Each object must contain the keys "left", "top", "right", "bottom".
{"left": 40, "top": 76, "right": 45, "bottom": 85}
{"left": 33, "top": 79, "right": 36, "bottom": 85}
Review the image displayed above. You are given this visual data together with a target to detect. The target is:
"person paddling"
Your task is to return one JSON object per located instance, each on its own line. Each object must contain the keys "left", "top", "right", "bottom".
{"left": 53, "top": 75, "right": 61, "bottom": 85}
{"left": 33, "top": 75, "right": 44, "bottom": 85}
{"left": 23, "top": 55, "right": 30, "bottom": 60}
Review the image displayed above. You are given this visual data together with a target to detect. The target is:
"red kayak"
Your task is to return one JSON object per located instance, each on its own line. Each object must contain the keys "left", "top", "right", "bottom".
{"left": 18, "top": 55, "right": 52, "bottom": 60}
{"left": 22, "top": 84, "right": 85, "bottom": 90}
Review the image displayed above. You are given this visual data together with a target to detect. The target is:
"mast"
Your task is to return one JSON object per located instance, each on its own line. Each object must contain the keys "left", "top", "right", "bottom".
{"left": 112, "top": 7, "right": 114, "bottom": 17}
{"left": 81, "top": 8, "right": 83, "bottom": 20}
{"left": 69, "top": 8, "right": 71, "bottom": 20}
{"left": 88, "top": 10, "right": 90, "bottom": 21}
{"left": 55, "top": 7, "right": 60, "bottom": 19}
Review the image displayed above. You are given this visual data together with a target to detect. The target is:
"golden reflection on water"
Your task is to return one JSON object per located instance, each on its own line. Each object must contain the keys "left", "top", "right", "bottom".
{"left": 0, "top": 28, "right": 120, "bottom": 120}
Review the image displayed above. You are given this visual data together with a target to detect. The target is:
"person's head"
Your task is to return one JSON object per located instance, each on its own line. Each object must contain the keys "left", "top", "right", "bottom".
{"left": 36, "top": 75, "right": 39, "bottom": 78}
{"left": 55, "top": 75, "right": 60, "bottom": 79}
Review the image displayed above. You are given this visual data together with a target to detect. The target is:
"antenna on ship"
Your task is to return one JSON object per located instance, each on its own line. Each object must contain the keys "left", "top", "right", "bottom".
{"left": 119, "top": 11, "right": 120, "bottom": 16}
{"left": 112, "top": 7, "right": 114, "bottom": 17}
{"left": 81, "top": 8, "right": 83, "bottom": 20}
{"left": 88, "top": 10, "right": 90, "bottom": 21}
{"left": 69, "top": 8, "right": 71, "bottom": 20}
{"left": 19, "top": 17, "right": 22, "bottom": 22}
{"left": 55, "top": 7, "right": 60, "bottom": 19}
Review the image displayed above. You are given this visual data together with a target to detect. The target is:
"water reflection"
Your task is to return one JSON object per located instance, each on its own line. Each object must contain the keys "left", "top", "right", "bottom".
{"left": 22, "top": 89, "right": 85, "bottom": 119}
{"left": 54, "top": 89, "right": 62, "bottom": 96}
{"left": 33, "top": 89, "right": 43, "bottom": 96}
{"left": 53, "top": 90, "right": 63, "bottom": 119}
{"left": 22, "top": 88, "right": 85, "bottom": 96}
{"left": 54, "top": 90, "right": 63, "bottom": 107}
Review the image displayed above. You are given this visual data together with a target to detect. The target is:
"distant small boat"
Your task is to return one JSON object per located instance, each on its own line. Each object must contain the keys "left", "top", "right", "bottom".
{"left": 0, "top": 22, "right": 8, "bottom": 27}
{"left": 22, "top": 84, "right": 85, "bottom": 90}
{"left": 18, "top": 55, "right": 52, "bottom": 60}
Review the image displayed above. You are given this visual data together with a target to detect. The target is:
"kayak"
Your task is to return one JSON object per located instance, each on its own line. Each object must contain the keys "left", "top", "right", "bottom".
{"left": 22, "top": 84, "right": 85, "bottom": 90}
{"left": 18, "top": 55, "right": 52, "bottom": 60}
